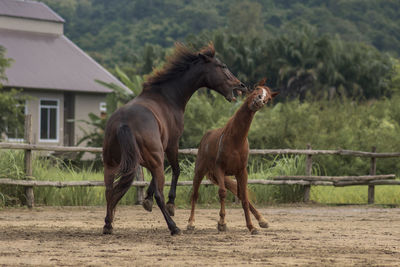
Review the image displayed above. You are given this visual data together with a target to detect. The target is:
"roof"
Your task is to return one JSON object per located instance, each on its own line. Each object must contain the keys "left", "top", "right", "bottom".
{"left": 0, "top": 29, "right": 129, "bottom": 94}
{"left": 0, "top": 0, "right": 64, "bottom": 23}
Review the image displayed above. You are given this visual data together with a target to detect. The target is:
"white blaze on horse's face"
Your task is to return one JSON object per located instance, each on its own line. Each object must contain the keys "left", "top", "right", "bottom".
{"left": 261, "top": 88, "right": 267, "bottom": 102}
{"left": 249, "top": 87, "right": 270, "bottom": 111}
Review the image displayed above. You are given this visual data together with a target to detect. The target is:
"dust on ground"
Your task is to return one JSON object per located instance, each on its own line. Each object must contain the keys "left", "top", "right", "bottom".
{"left": 1, "top": 204, "right": 399, "bottom": 266}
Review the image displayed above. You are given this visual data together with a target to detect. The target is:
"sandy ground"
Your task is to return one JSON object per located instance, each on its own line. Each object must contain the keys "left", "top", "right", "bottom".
{"left": 0, "top": 204, "right": 400, "bottom": 266}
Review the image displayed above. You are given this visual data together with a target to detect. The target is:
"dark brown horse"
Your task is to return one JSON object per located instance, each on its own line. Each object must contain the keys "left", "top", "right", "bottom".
{"left": 102, "top": 43, "right": 247, "bottom": 235}
{"left": 187, "top": 79, "right": 278, "bottom": 234}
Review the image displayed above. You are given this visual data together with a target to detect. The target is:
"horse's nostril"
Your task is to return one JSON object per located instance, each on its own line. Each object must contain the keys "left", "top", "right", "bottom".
{"left": 240, "top": 83, "right": 246, "bottom": 88}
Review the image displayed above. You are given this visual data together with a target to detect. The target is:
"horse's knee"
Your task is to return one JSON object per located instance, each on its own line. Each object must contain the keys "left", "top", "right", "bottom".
{"left": 173, "top": 167, "right": 180, "bottom": 178}
{"left": 218, "top": 188, "right": 227, "bottom": 200}
{"left": 241, "top": 200, "right": 250, "bottom": 210}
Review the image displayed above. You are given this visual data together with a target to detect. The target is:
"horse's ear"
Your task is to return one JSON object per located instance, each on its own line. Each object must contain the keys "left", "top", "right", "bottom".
{"left": 198, "top": 53, "right": 212, "bottom": 63}
{"left": 271, "top": 91, "right": 280, "bottom": 98}
{"left": 258, "top": 78, "right": 267, "bottom": 86}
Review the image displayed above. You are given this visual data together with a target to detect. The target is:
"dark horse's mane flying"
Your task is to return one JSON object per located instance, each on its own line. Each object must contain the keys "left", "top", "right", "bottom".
{"left": 143, "top": 42, "right": 216, "bottom": 89}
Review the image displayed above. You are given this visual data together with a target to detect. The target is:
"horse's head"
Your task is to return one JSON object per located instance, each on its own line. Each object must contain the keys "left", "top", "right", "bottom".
{"left": 247, "top": 78, "right": 279, "bottom": 111}
{"left": 197, "top": 44, "right": 248, "bottom": 102}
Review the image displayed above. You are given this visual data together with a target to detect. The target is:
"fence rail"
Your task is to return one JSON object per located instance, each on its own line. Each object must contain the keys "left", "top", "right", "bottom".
{"left": 2, "top": 143, "right": 400, "bottom": 158}
{"left": 0, "top": 115, "right": 399, "bottom": 208}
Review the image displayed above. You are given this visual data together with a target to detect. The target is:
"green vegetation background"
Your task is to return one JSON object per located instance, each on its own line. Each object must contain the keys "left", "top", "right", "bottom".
{"left": 42, "top": 0, "right": 400, "bottom": 68}
{"left": 1, "top": 0, "right": 400, "bottom": 206}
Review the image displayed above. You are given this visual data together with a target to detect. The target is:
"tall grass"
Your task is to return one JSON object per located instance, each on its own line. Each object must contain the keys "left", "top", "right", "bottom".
{"left": 0, "top": 150, "right": 138, "bottom": 206}
{"left": 165, "top": 155, "right": 314, "bottom": 207}
{"left": 311, "top": 186, "right": 400, "bottom": 205}
{"left": 1, "top": 149, "right": 399, "bottom": 207}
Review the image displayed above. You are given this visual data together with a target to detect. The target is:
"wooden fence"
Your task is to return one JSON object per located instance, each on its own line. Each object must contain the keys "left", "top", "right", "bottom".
{"left": 0, "top": 115, "right": 399, "bottom": 208}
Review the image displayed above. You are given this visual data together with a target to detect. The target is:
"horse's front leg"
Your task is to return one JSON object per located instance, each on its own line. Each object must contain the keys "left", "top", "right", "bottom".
{"left": 214, "top": 168, "right": 227, "bottom": 232}
{"left": 165, "top": 145, "right": 180, "bottom": 216}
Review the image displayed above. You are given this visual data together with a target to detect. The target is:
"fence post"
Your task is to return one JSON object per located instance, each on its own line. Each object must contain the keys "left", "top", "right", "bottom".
{"left": 368, "top": 146, "right": 377, "bottom": 204}
{"left": 135, "top": 166, "right": 145, "bottom": 205}
{"left": 24, "top": 114, "right": 34, "bottom": 208}
{"left": 303, "top": 144, "right": 312, "bottom": 202}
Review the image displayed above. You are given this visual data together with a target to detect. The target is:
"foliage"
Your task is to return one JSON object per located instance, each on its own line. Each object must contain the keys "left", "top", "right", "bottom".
{"left": 0, "top": 46, "right": 11, "bottom": 81}
{"left": 42, "top": 0, "right": 400, "bottom": 69}
{"left": 76, "top": 67, "right": 142, "bottom": 155}
{"left": 2, "top": 149, "right": 399, "bottom": 207}
{"left": 181, "top": 91, "right": 400, "bottom": 178}
{"left": 0, "top": 46, "right": 28, "bottom": 140}
{"left": 187, "top": 26, "right": 393, "bottom": 100}
{"left": 40, "top": 1, "right": 398, "bottom": 100}
{"left": 0, "top": 149, "right": 138, "bottom": 206}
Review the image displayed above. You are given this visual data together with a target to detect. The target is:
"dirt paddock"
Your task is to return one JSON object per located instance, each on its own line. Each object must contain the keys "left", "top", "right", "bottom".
{"left": 1, "top": 205, "right": 400, "bottom": 266}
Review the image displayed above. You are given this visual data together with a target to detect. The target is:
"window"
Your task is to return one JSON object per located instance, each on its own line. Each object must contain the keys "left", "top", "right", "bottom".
{"left": 39, "top": 99, "right": 59, "bottom": 141}
{"left": 99, "top": 102, "right": 107, "bottom": 118}
{"left": 6, "top": 102, "right": 26, "bottom": 141}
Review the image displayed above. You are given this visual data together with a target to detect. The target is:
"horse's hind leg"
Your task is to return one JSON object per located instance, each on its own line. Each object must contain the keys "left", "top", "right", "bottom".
{"left": 187, "top": 169, "right": 206, "bottom": 231}
{"left": 151, "top": 166, "right": 181, "bottom": 235}
{"left": 235, "top": 171, "right": 259, "bottom": 234}
{"left": 224, "top": 177, "right": 269, "bottom": 229}
{"left": 142, "top": 178, "right": 155, "bottom": 212}
{"left": 103, "top": 166, "right": 116, "bottom": 234}
{"left": 103, "top": 166, "right": 134, "bottom": 234}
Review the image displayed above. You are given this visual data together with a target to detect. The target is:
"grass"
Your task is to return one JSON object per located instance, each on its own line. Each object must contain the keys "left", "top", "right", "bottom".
{"left": 311, "top": 185, "right": 400, "bottom": 205}
{"left": 1, "top": 149, "right": 400, "bottom": 207}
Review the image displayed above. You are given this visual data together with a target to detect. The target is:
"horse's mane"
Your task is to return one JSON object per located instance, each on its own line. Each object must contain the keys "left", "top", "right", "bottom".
{"left": 143, "top": 42, "right": 215, "bottom": 89}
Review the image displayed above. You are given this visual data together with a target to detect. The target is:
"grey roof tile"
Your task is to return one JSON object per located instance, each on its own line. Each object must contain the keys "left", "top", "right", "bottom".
{"left": 0, "top": 0, "right": 64, "bottom": 23}
{"left": 0, "top": 29, "right": 128, "bottom": 93}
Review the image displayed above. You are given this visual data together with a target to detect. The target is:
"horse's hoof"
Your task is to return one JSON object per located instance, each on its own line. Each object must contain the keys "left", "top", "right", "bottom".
{"left": 187, "top": 224, "right": 195, "bottom": 231}
{"left": 142, "top": 199, "right": 153, "bottom": 212}
{"left": 171, "top": 227, "right": 182, "bottom": 236}
{"left": 166, "top": 203, "right": 175, "bottom": 216}
{"left": 217, "top": 223, "right": 227, "bottom": 232}
{"left": 103, "top": 226, "right": 113, "bottom": 235}
{"left": 259, "top": 220, "right": 269, "bottom": 228}
{"left": 250, "top": 228, "right": 259, "bottom": 235}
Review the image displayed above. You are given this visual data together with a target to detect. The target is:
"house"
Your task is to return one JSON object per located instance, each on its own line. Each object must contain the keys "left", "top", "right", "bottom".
{"left": 0, "top": 0, "right": 129, "bottom": 147}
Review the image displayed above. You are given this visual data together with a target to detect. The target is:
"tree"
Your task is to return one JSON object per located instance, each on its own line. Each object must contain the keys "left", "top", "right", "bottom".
{"left": 0, "top": 46, "right": 27, "bottom": 140}
{"left": 227, "top": 1, "right": 264, "bottom": 38}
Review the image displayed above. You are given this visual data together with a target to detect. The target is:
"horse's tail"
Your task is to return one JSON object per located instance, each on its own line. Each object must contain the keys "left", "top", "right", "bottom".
{"left": 115, "top": 124, "right": 141, "bottom": 179}
{"left": 103, "top": 124, "right": 141, "bottom": 183}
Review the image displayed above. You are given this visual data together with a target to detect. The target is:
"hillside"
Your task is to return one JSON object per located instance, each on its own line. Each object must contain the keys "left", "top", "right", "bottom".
{"left": 42, "top": 0, "right": 400, "bottom": 69}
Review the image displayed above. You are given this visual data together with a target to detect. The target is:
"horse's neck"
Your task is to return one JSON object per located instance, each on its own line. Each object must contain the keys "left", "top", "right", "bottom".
{"left": 158, "top": 70, "right": 205, "bottom": 111}
{"left": 224, "top": 104, "right": 255, "bottom": 144}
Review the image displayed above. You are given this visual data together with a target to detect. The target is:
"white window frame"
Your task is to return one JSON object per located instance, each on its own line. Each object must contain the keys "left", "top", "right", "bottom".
{"left": 39, "top": 98, "right": 59, "bottom": 143}
{"left": 6, "top": 101, "right": 27, "bottom": 142}
{"left": 99, "top": 102, "right": 107, "bottom": 113}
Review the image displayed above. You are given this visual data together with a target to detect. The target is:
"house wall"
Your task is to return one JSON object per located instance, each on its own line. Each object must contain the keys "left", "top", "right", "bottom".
{"left": 24, "top": 90, "right": 64, "bottom": 146}
{"left": 22, "top": 90, "right": 107, "bottom": 148}
{"left": 74, "top": 93, "right": 107, "bottom": 146}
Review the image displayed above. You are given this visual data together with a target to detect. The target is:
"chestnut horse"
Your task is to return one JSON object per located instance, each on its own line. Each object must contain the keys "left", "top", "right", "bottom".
{"left": 102, "top": 43, "right": 247, "bottom": 235}
{"left": 187, "top": 79, "right": 278, "bottom": 234}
